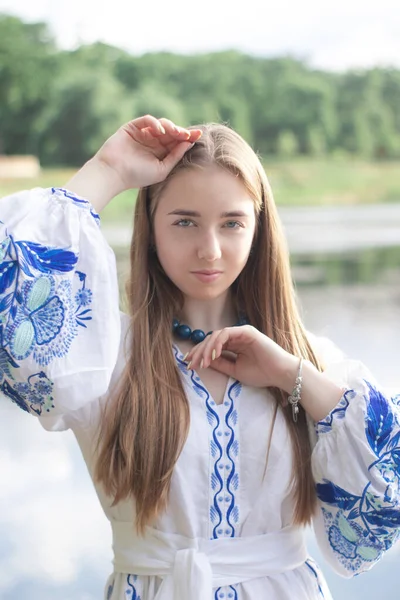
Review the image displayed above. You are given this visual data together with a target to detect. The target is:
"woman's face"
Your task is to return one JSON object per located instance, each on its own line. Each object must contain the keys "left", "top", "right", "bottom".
{"left": 153, "top": 165, "right": 257, "bottom": 302}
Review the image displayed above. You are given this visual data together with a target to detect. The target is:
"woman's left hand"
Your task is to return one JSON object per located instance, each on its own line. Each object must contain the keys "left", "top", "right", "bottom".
{"left": 184, "top": 325, "right": 299, "bottom": 393}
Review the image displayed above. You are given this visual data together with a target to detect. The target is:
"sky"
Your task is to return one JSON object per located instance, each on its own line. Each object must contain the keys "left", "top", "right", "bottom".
{"left": 0, "top": 0, "right": 400, "bottom": 71}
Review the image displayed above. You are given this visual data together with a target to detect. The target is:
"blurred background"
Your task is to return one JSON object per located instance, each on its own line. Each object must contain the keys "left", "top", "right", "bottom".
{"left": 0, "top": 0, "right": 399, "bottom": 598}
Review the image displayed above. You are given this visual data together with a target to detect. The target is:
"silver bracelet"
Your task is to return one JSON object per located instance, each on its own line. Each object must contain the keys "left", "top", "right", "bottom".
{"left": 288, "top": 358, "right": 303, "bottom": 423}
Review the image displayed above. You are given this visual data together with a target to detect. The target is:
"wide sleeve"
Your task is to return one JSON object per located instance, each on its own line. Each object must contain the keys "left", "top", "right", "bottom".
{"left": 310, "top": 359, "right": 400, "bottom": 577}
{"left": 0, "top": 187, "right": 121, "bottom": 430}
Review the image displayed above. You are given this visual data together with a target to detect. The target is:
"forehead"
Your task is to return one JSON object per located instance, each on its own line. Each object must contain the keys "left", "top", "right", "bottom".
{"left": 158, "top": 165, "right": 253, "bottom": 210}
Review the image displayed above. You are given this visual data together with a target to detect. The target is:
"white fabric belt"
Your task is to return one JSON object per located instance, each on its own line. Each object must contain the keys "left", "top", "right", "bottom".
{"left": 112, "top": 521, "right": 308, "bottom": 599}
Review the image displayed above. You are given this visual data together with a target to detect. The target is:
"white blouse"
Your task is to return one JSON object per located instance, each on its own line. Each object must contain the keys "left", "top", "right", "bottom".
{"left": 1, "top": 187, "right": 399, "bottom": 600}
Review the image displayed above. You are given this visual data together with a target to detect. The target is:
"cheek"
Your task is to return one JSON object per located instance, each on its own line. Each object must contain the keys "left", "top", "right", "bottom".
{"left": 154, "top": 232, "right": 189, "bottom": 280}
{"left": 233, "top": 230, "right": 255, "bottom": 259}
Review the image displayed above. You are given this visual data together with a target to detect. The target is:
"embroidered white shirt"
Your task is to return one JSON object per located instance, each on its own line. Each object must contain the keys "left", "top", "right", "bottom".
{"left": 1, "top": 187, "right": 399, "bottom": 600}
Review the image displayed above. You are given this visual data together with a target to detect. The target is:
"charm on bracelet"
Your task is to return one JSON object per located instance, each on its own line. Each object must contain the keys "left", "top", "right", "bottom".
{"left": 288, "top": 358, "right": 303, "bottom": 423}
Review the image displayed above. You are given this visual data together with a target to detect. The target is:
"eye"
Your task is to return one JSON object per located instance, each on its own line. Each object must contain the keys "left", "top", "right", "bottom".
{"left": 224, "top": 221, "right": 243, "bottom": 229}
{"left": 174, "top": 219, "right": 195, "bottom": 227}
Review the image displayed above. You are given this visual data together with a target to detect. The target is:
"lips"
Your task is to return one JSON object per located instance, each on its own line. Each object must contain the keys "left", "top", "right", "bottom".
{"left": 191, "top": 270, "right": 223, "bottom": 283}
{"left": 192, "top": 270, "right": 222, "bottom": 275}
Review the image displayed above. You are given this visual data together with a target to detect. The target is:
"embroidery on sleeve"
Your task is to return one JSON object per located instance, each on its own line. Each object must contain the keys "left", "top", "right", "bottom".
{"left": 316, "top": 382, "right": 400, "bottom": 572}
{"left": 0, "top": 220, "right": 93, "bottom": 415}
{"left": 52, "top": 187, "right": 101, "bottom": 226}
{"left": 316, "top": 389, "right": 353, "bottom": 435}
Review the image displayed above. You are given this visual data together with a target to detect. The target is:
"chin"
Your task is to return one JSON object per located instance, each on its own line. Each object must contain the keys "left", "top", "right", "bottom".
{"left": 183, "top": 286, "right": 230, "bottom": 301}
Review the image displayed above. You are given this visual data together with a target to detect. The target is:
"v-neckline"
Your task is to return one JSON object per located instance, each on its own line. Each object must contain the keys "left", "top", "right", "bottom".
{"left": 172, "top": 343, "right": 234, "bottom": 407}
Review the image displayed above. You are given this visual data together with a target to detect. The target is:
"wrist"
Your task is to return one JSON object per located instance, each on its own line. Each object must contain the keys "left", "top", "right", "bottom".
{"left": 276, "top": 353, "right": 304, "bottom": 394}
{"left": 64, "top": 157, "right": 126, "bottom": 213}
{"left": 90, "top": 155, "right": 129, "bottom": 194}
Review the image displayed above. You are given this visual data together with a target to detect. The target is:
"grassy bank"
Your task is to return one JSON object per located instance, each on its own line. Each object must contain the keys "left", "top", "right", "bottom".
{"left": 1, "top": 158, "right": 399, "bottom": 224}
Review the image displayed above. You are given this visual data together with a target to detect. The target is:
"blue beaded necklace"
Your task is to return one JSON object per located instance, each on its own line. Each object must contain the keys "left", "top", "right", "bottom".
{"left": 172, "top": 315, "right": 249, "bottom": 345}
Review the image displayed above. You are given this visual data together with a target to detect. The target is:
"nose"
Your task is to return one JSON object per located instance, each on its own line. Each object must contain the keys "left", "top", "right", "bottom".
{"left": 197, "top": 230, "right": 222, "bottom": 261}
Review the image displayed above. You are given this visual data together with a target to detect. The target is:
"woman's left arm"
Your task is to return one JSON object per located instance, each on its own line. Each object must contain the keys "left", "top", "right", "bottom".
{"left": 311, "top": 362, "right": 400, "bottom": 577}
{"left": 184, "top": 326, "right": 400, "bottom": 576}
{"left": 183, "top": 324, "right": 343, "bottom": 421}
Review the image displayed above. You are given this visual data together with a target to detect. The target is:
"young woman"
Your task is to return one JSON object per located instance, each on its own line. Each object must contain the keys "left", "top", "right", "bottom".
{"left": 1, "top": 114, "right": 399, "bottom": 600}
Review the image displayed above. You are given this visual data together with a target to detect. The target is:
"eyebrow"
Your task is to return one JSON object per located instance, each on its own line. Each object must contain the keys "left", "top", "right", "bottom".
{"left": 167, "top": 209, "right": 250, "bottom": 218}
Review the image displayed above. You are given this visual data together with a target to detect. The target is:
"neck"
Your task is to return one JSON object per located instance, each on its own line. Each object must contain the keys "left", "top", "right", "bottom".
{"left": 178, "top": 291, "right": 237, "bottom": 333}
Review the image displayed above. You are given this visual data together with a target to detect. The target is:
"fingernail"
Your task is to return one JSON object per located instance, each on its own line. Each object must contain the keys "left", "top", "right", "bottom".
{"left": 211, "top": 349, "right": 216, "bottom": 361}
{"left": 200, "top": 359, "right": 204, "bottom": 369}
{"left": 158, "top": 124, "right": 166, "bottom": 134}
{"left": 186, "top": 361, "right": 192, "bottom": 370}
{"left": 182, "top": 352, "right": 189, "bottom": 361}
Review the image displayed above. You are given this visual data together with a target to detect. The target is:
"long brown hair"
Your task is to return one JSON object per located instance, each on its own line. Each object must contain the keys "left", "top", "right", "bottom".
{"left": 94, "top": 123, "right": 321, "bottom": 533}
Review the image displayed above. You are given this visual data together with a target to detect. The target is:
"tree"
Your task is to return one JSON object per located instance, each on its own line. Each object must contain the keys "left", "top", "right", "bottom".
{"left": 36, "top": 68, "right": 132, "bottom": 165}
{"left": 0, "top": 15, "right": 58, "bottom": 155}
{"left": 277, "top": 130, "right": 299, "bottom": 157}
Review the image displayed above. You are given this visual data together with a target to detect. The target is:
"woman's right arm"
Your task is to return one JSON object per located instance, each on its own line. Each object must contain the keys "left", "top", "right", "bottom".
{"left": 0, "top": 115, "right": 201, "bottom": 428}
{"left": 65, "top": 115, "right": 202, "bottom": 212}
{"left": 0, "top": 186, "right": 120, "bottom": 427}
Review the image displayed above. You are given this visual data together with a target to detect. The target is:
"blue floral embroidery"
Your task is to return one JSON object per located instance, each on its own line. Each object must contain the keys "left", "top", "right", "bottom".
{"left": 173, "top": 347, "right": 241, "bottom": 600}
{"left": 0, "top": 215, "right": 93, "bottom": 415}
{"left": 2, "top": 372, "right": 54, "bottom": 415}
{"left": 206, "top": 391, "right": 224, "bottom": 539}
{"left": 52, "top": 187, "right": 101, "bottom": 226}
{"left": 316, "top": 389, "right": 353, "bottom": 434}
{"left": 225, "top": 382, "right": 241, "bottom": 535}
{"left": 316, "top": 381, "right": 400, "bottom": 572}
{"left": 125, "top": 574, "right": 141, "bottom": 600}
{"left": 173, "top": 349, "right": 224, "bottom": 536}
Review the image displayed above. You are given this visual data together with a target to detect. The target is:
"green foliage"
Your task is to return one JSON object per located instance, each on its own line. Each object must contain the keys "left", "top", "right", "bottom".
{"left": 36, "top": 68, "right": 132, "bottom": 165}
{"left": 131, "top": 82, "right": 187, "bottom": 125}
{"left": 277, "top": 130, "right": 299, "bottom": 157}
{"left": 0, "top": 14, "right": 58, "bottom": 154}
{"left": 307, "top": 127, "right": 327, "bottom": 156}
{"left": 1, "top": 14, "right": 400, "bottom": 165}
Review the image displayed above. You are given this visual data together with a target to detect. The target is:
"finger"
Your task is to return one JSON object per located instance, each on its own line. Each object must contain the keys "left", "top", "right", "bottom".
{"left": 135, "top": 126, "right": 164, "bottom": 146}
{"left": 160, "top": 128, "right": 202, "bottom": 153}
{"left": 184, "top": 335, "right": 211, "bottom": 370}
{"left": 127, "top": 115, "right": 166, "bottom": 134}
{"left": 204, "top": 326, "right": 255, "bottom": 368}
{"left": 205, "top": 330, "right": 230, "bottom": 368}
{"left": 157, "top": 121, "right": 203, "bottom": 153}
{"left": 146, "top": 127, "right": 203, "bottom": 159}
{"left": 208, "top": 354, "right": 237, "bottom": 378}
{"left": 188, "top": 129, "right": 203, "bottom": 142}
{"left": 184, "top": 327, "right": 231, "bottom": 370}
{"left": 159, "top": 117, "right": 191, "bottom": 140}
{"left": 195, "top": 329, "right": 226, "bottom": 369}
{"left": 160, "top": 140, "right": 196, "bottom": 173}
{"left": 183, "top": 329, "right": 216, "bottom": 370}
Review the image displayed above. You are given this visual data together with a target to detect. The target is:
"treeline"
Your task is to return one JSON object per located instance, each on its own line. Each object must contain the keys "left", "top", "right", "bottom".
{"left": 1, "top": 14, "right": 400, "bottom": 166}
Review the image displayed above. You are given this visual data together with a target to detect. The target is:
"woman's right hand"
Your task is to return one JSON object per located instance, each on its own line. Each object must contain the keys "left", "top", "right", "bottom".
{"left": 65, "top": 115, "right": 203, "bottom": 213}
{"left": 95, "top": 114, "right": 203, "bottom": 191}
